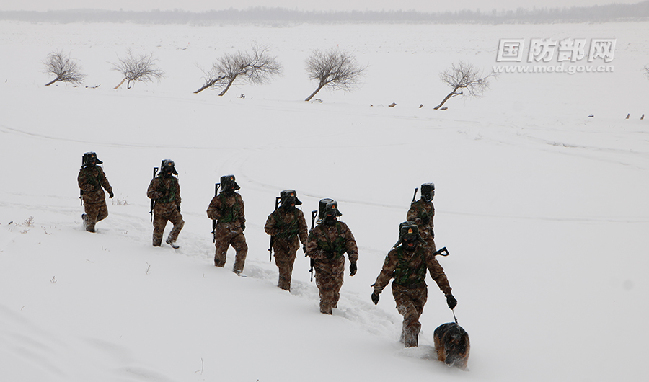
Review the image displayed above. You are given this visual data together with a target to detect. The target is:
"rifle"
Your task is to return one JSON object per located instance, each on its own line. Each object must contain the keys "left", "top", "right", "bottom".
{"left": 412, "top": 187, "right": 419, "bottom": 202}
{"left": 150, "top": 167, "right": 158, "bottom": 222}
{"left": 211, "top": 183, "right": 220, "bottom": 243}
{"left": 308, "top": 209, "right": 318, "bottom": 282}
{"left": 269, "top": 196, "right": 281, "bottom": 261}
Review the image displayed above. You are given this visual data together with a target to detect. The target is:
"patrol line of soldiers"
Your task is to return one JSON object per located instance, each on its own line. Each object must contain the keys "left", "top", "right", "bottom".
{"left": 78, "top": 152, "right": 457, "bottom": 348}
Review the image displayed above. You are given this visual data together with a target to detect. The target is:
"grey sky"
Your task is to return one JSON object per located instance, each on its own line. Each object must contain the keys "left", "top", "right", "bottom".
{"left": 1, "top": 0, "right": 642, "bottom": 12}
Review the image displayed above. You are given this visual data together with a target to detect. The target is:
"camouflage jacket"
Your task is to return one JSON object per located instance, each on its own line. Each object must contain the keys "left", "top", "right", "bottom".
{"left": 265, "top": 207, "right": 308, "bottom": 245}
{"left": 78, "top": 165, "right": 112, "bottom": 204}
{"left": 207, "top": 192, "right": 245, "bottom": 227}
{"left": 147, "top": 175, "right": 181, "bottom": 206}
{"left": 373, "top": 244, "right": 451, "bottom": 294}
{"left": 407, "top": 199, "right": 435, "bottom": 239}
{"left": 306, "top": 221, "right": 358, "bottom": 262}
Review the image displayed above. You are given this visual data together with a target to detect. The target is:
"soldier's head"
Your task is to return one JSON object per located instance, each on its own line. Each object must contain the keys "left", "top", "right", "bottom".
{"left": 160, "top": 159, "right": 177, "bottom": 177}
{"left": 421, "top": 183, "right": 435, "bottom": 202}
{"left": 220, "top": 174, "right": 240, "bottom": 194}
{"left": 399, "top": 221, "right": 420, "bottom": 252}
{"left": 280, "top": 190, "right": 301, "bottom": 209}
{"left": 321, "top": 199, "right": 342, "bottom": 225}
{"left": 82, "top": 152, "right": 102, "bottom": 167}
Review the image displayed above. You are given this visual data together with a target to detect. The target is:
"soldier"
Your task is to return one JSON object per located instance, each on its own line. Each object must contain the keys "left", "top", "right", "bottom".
{"left": 306, "top": 199, "right": 358, "bottom": 315}
{"left": 265, "top": 190, "right": 308, "bottom": 291}
{"left": 207, "top": 174, "right": 247, "bottom": 274}
{"left": 371, "top": 221, "right": 457, "bottom": 348}
{"left": 77, "top": 152, "right": 113, "bottom": 232}
{"left": 146, "top": 159, "right": 184, "bottom": 248}
{"left": 408, "top": 183, "right": 436, "bottom": 251}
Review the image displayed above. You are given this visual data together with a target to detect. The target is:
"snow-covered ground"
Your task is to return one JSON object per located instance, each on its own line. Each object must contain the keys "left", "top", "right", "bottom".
{"left": 1, "top": 20, "right": 648, "bottom": 382}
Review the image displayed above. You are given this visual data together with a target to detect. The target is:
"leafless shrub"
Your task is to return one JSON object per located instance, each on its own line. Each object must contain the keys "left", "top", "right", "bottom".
{"left": 433, "top": 61, "right": 495, "bottom": 110}
{"left": 194, "top": 45, "right": 282, "bottom": 96}
{"left": 304, "top": 48, "right": 366, "bottom": 102}
{"left": 112, "top": 49, "right": 164, "bottom": 89}
{"left": 644, "top": 64, "right": 649, "bottom": 79}
{"left": 44, "top": 51, "right": 85, "bottom": 86}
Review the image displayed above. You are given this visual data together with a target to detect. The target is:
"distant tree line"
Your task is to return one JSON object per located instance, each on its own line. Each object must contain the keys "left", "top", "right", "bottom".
{"left": 3, "top": 2, "right": 649, "bottom": 24}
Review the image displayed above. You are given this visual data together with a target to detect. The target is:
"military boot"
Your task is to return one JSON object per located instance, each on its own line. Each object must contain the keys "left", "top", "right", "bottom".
{"left": 152, "top": 235, "right": 162, "bottom": 247}
{"left": 404, "top": 324, "right": 421, "bottom": 348}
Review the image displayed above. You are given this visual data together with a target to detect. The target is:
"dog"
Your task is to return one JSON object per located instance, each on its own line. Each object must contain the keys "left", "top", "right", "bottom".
{"left": 433, "top": 322, "right": 470, "bottom": 369}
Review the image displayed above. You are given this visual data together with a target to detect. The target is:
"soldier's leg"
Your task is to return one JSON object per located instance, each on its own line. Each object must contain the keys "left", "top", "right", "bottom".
{"left": 314, "top": 260, "right": 334, "bottom": 314}
{"left": 166, "top": 210, "right": 184, "bottom": 244}
{"left": 152, "top": 213, "right": 167, "bottom": 246}
{"left": 393, "top": 286, "right": 427, "bottom": 347}
{"left": 83, "top": 202, "right": 99, "bottom": 232}
{"left": 231, "top": 232, "right": 248, "bottom": 274}
{"left": 212, "top": 224, "right": 230, "bottom": 266}
{"left": 274, "top": 252, "right": 291, "bottom": 290}
{"left": 331, "top": 259, "right": 346, "bottom": 308}
{"left": 96, "top": 200, "right": 109, "bottom": 223}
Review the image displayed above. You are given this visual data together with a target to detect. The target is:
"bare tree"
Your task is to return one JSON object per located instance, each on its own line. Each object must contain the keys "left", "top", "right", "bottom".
{"left": 44, "top": 51, "right": 85, "bottom": 86}
{"left": 112, "top": 50, "right": 164, "bottom": 89}
{"left": 194, "top": 45, "right": 282, "bottom": 96}
{"left": 433, "top": 61, "right": 495, "bottom": 110}
{"left": 304, "top": 49, "right": 365, "bottom": 102}
{"left": 645, "top": 64, "right": 649, "bottom": 79}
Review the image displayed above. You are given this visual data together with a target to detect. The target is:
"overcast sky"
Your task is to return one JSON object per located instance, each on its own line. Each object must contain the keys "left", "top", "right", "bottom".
{"left": 1, "top": 0, "right": 642, "bottom": 13}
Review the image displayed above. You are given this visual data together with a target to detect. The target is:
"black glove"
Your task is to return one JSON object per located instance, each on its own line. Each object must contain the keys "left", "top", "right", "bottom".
{"left": 109, "top": 191, "right": 114, "bottom": 198}
{"left": 446, "top": 294, "right": 457, "bottom": 310}
{"left": 371, "top": 292, "right": 380, "bottom": 305}
{"left": 310, "top": 258, "right": 315, "bottom": 268}
{"left": 349, "top": 261, "right": 357, "bottom": 276}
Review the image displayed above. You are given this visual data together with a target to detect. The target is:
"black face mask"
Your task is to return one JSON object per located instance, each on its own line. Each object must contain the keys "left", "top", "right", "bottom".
{"left": 402, "top": 236, "right": 418, "bottom": 251}
{"left": 324, "top": 215, "right": 337, "bottom": 226}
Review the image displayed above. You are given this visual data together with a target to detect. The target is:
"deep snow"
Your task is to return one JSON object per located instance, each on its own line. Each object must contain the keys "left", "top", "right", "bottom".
{"left": 1, "top": 20, "right": 648, "bottom": 382}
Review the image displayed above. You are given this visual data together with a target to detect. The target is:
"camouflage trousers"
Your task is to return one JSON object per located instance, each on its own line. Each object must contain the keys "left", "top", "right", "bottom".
{"left": 313, "top": 256, "right": 346, "bottom": 314}
{"left": 82, "top": 200, "right": 108, "bottom": 232}
{"left": 273, "top": 248, "right": 297, "bottom": 291}
{"left": 152, "top": 203, "right": 184, "bottom": 246}
{"left": 213, "top": 222, "right": 248, "bottom": 273}
{"left": 392, "top": 283, "right": 428, "bottom": 347}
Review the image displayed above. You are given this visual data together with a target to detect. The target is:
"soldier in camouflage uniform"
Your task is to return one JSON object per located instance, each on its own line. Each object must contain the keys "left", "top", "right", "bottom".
{"left": 371, "top": 221, "right": 457, "bottom": 347}
{"left": 407, "top": 183, "right": 436, "bottom": 251}
{"left": 146, "top": 159, "right": 184, "bottom": 247}
{"left": 265, "top": 190, "right": 308, "bottom": 291}
{"left": 207, "top": 174, "right": 247, "bottom": 274}
{"left": 306, "top": 199, "right": 358, "bottom": 314}
{"left": 77, "top": 152, "right": 114, "bottom": 232}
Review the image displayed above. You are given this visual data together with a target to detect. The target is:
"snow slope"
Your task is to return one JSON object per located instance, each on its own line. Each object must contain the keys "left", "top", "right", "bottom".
{"left": 1, "top": 21, "right": 648, "bottom": 382}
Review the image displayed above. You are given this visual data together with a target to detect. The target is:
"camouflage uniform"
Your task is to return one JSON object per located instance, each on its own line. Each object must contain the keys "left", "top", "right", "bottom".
{"left": 373, "top": 244, "right": 452, "bottom": 347}
{"left": 306, "top": 221, "right": 358, "bottom": 314}
{"left": 147, "top": 175, "right": 184, "bottom": 246}
{"left": 407, "top": 199, "right": 436, "bottom": 251}
{"left": 207, "top": 191, "right": 247, "bottom": 273}
{"left": 265, "top": 206, "right": 308, "bottom": 291}
{"left": 78, "top": 164, "right": 113, "bottom": 232}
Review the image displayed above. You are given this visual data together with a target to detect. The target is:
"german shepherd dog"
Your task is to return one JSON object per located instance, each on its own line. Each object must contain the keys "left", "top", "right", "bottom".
{"left": 433, "top": 322, "right": 470, "bottom": 369}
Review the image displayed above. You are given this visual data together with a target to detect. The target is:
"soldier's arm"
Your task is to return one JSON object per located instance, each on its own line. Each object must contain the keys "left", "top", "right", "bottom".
{"left": 342, "top": 222, "right": 359, "bottom": 263}
{"left": 305, "top": 229, "right": 325, "bottom": 259}
{"left": 373, "top": 250, "right": 398, "bottom": 293}
{"left": 297, "top": 210, "right": 308, "bottom": 245}
{"left": 406, "top": 202, "right": 418, "bottom": 222}
{"left": 99, "top": 168, "right": 113, "bottom": 195}
{"left": 206, "top": 196, "right": 221, "bottom": 220}
{"left": 175, "top": 179, "right": 181, "bottom": 205}
{"left": 264, "top": 212, "right": 278, "bottom": 236}
{"left": 238, "top": 194, "right": 246, "bottom": 225}
{"left": 146, "top": 178, "right": 161, "bottom": 199}
{"left": 427, "top": 255, "right": 452, "bottom": 296}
